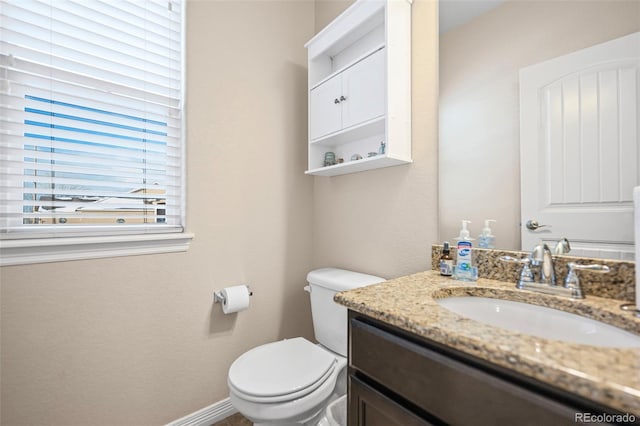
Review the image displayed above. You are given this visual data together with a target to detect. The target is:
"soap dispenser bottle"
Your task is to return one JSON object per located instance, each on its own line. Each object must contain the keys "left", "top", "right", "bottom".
{"left": 478, "top": 219, "right": 496, "bottom": 249}
{"left": 454, "top": 220, "right": 477, "bottom": 282}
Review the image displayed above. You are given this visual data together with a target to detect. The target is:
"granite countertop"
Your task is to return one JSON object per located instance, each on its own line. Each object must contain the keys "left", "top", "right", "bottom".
{"left": 335, "top": 270, "right": 640, "bottom": 415}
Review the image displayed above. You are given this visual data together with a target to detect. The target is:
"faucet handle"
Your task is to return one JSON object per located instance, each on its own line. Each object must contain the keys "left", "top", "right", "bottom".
{"left": 566, "top": 262, "right": 610, "bottom": 273}
{"left": 564, "top": 262, "right": 610, "bottom": 299}
{"left": 500, "top": 256, "right": 534, "bottom": 284}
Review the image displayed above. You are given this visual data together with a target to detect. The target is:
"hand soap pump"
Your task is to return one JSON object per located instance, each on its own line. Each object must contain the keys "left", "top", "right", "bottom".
{"left": 478, "top": 219, "right": 496, "bottom": 249}
{"left": 454, "top": 220, "right": 477, "bottom": 282}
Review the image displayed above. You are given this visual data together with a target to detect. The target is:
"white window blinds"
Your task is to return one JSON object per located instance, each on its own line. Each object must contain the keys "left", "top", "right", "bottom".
{"left": 0, "top": 0, "right": 184, "bottom": 239}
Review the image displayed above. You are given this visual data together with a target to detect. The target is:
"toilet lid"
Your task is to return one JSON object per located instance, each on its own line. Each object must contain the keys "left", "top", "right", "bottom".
{"left": 228, "top": 337, "right": 337, "bottom": 398}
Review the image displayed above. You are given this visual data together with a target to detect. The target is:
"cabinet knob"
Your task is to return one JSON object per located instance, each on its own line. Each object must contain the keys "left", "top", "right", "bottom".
{"left": 340, "top": 95, "right": 347, "bottom": 101}
{"left": 334, "top": 98, "right": 340, "bottom": 104}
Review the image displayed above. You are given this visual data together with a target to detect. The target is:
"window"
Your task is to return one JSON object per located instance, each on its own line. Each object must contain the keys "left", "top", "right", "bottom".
{"left": 0, "top": 0, "right": 190, "bottom": 265}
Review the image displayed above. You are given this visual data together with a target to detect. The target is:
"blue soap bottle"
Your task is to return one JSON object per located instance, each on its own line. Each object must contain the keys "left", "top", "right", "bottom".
{"left": 454, "top": 220, "right": 477, "bottom": 282}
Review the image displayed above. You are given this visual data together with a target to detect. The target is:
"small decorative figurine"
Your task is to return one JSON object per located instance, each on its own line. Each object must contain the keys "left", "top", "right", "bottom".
{"left": 378, "top": 141, "right": 386, "bottom": 155}
{"left": 323, "top": 151, "right": 336, "bottom": 167}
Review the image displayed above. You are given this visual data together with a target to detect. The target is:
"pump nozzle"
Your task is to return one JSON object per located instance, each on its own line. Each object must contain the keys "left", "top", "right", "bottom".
{"left": 456, "top": 220, "right": 472, "bottom": 241}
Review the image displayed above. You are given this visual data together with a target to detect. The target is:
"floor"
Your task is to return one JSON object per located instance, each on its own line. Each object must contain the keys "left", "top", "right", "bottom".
{"left": 211, "top": 412, "right": 252, "bottom": 426}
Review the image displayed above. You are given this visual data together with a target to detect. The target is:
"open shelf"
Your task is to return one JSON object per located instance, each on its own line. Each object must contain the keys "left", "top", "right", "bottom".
{"left": 310, "top": 44, "right": 385, "bottom": 91}
{"left": 305, "top": 154, "right": 412, "bottom": 177}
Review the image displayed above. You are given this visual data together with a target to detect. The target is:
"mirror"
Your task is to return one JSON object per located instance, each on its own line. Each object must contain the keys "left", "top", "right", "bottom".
{"left": 438, "top": 0, "right": 640, "bottom": 258}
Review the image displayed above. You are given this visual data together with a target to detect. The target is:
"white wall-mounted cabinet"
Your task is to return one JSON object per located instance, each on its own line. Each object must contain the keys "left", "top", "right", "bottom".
{"left": 305, "top": 0, "right": 412, "bottom": 177}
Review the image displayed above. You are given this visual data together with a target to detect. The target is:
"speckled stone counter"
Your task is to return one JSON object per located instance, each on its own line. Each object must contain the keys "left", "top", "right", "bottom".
{"left": 431, "top": 245, "right": 636, "bottom": 301}
{"left": 335, "top": 270, "right": 640, "bottom": 415}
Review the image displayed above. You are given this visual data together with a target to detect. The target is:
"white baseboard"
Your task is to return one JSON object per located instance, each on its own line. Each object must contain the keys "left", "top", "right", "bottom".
{"left": 166, "top": 397, "right": 238, "bottom": 426}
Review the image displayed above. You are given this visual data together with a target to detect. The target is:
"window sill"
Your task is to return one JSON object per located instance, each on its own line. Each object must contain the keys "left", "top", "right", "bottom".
{"left": 0, "top": 232, "right": 194, "bottom": 266}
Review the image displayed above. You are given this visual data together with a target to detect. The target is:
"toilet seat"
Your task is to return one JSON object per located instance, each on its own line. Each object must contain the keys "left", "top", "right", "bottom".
{"left": 228, "top": 337, "right": 337, "bottom": 403}
{"left": 229, "top": 362, "right": 335, "bottom": 403}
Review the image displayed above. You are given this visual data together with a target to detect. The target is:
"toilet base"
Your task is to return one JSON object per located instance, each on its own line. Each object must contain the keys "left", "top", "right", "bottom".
{"left": 244, "top": 394, "right": 330, "bottom": 426}
{"left": 243, "top": 389, "right": 344, "bottom": 426}
{"left": 253, "top": 407, "right": 324, "bottom": 426}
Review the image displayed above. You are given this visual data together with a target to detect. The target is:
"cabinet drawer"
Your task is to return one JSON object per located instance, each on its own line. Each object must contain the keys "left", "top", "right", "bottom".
{"left": 350, "top": 318, "right": 599, "bottom": 426}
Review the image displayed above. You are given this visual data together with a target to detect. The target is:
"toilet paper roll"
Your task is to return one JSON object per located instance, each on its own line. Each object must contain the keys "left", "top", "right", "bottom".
{"left": 221, "top": 285, "right": 251, "bottom": 314}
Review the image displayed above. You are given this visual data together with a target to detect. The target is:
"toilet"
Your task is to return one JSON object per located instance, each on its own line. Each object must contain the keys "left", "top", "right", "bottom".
{"left": 227, "top": 268, "right": 385, "bottom": 426}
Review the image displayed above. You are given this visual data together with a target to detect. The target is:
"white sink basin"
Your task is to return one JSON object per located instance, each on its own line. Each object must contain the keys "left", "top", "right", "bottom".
{"left": 436, "top": 296, "right": 640, "bottom": 348}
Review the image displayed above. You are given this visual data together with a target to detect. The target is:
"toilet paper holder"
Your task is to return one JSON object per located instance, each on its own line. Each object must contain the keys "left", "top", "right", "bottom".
{"left": 213, "top": 285, "right": 253, "bottom": 304}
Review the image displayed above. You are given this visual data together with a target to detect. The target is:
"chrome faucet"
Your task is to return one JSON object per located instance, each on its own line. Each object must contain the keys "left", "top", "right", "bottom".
{"left": 530, "top": 243, "right": 556, "bottom": 285}
{"left": 554, "top": 238, "right": 571, "bottom": 255}
{"left": 500, "top": 244, "right": 609, "bottom": 299}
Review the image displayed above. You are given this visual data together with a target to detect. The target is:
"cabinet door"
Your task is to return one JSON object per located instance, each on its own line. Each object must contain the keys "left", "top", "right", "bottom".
{"left": 309, "top": 76, "right": 343, "bottom": 140}
{"left": 341, "top": 49, "right": 386, "bottom": 130}
{"left": 349, "top": 376, "right": 434, "bottom": 426}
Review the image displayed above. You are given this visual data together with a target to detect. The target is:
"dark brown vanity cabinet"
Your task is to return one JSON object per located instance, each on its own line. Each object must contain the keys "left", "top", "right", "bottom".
{"left": 347, "top": 311, "right": 623, "bottom": 426}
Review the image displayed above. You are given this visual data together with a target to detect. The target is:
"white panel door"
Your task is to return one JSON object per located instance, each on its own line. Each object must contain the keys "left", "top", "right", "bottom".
{"left": 341, "top": 49, "right": 386, "bottom": 130}
{"left": 520, "top": 32, "right": 640, "bottom": 260}
{"left": 309, "top": 76, "right": 342, "bottom": 140}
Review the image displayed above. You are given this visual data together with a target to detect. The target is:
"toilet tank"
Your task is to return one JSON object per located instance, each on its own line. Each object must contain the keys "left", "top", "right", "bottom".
{"left": 306, "top": 268, "right": 385, "bottom": 357}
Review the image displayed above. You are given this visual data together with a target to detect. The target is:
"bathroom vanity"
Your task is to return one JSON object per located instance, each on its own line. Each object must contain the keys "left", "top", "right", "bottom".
{"left": 336, "top": 268, "right": 640, "bottom": 425}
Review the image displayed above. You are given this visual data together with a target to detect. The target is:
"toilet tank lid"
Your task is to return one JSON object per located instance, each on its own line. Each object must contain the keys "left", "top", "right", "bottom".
{"left": 307, "top": 268, "right": 385, "bottom": 292}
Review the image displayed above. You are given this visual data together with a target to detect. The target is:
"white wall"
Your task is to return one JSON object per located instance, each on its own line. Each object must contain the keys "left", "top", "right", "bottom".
{"left": 439, "top": 0, "right": 640, "bottom": 250}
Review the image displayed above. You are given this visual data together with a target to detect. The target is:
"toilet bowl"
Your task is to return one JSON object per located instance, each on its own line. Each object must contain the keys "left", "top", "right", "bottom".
{"left": 227, "top": 268, "right": 385, "bottom": 426}
{"left": 228, "top": 338, "right": 346, "bottom": 425}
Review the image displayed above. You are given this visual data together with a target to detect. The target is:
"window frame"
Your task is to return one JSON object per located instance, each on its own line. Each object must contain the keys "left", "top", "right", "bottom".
{"left": 0, "top": 232, "right": 194, "bottom": 266}
{"left": 0, "top": 0, "right": 192, "bottom": 266}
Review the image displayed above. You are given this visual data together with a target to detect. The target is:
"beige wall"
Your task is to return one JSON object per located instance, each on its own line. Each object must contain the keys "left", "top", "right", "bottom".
{"left": 0, "top": 1, "right": 315, "bottom": 424}
{"left": 0, "top": 1, "right": 440, "bottom": 424}
{"left": 312, "top": 0, "right": 440, "bottom": 279}
{"left": 314, "top": 0, "right": 354, "bottom": 30}
{"left": 439, "top": 0, "right": 640, "bottom": 251}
